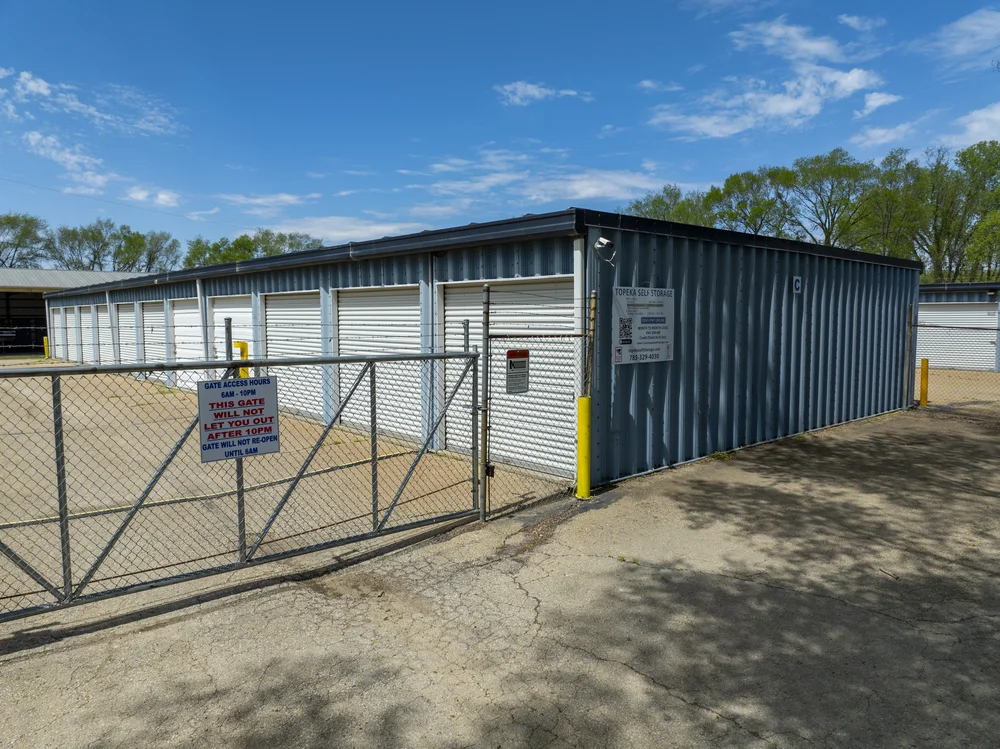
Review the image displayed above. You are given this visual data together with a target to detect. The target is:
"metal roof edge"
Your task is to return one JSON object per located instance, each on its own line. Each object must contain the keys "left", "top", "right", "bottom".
{"left": 44, "top": 209, "right": 581, "bottom": 300}
{"left": 576, "top": 209, "right": 924, "bottom": 272}
{"left": 919, "top": 282, "right": 1000, "bottom": 293}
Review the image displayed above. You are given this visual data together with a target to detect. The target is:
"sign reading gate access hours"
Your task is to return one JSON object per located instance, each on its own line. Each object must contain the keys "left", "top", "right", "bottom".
{"left": 197, "top": 377, "right": 280, "bottom": 463}
{"left": 612, "top": 287, "right": 675, "bottom": 365}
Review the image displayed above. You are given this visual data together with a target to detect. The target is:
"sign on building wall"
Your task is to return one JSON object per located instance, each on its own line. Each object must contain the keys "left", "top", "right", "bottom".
{"left": 506, "top": 349, "right": 529, "bottom": 393}
{"left": 198, "top": 376, "right": 280, "bottom": 462}
{"left": 612, "top": 287, "right": 674, "bottom": 365}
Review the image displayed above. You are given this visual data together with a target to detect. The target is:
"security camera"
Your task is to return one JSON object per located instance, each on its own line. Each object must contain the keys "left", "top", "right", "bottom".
{"left": 594, "top": 237, "right": 614, "bottom": 251}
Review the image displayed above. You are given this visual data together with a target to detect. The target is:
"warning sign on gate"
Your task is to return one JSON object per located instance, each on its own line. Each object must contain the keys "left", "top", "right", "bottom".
{"left": 197, "top": 377, "right": 280, "bottom": 463}
{"left": 506, "top": 349, "right": 529, "bottom": 394}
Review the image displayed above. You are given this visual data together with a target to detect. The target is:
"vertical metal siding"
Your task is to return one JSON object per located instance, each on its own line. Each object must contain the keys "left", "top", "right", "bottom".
{"left": 588, "top": 226, "right": 919, "bottom": 484}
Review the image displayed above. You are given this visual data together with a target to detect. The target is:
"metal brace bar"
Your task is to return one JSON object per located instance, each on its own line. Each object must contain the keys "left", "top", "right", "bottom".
{"left": 73, "top": 414, "right": 201, "bottom": 597}
{"left": 376, "top": 355, "right": 475, "bottom": 533}
{"left": 245, "top": 361, "right": 372, "bottom": 561}
{"left": 51, "top": 375, "right": 72, "bottom": 600}
{"left": 0, "top": 538, "right": 63, "bottom": 600}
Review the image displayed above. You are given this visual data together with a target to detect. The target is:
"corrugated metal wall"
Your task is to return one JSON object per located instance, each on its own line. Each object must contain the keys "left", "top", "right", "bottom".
{"left": 587, "top": 226, "right": 920, "bottom": 484}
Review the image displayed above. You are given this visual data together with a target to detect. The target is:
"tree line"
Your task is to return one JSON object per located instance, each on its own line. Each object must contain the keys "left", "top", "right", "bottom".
{"left": 0, "top": 214, "right": 321, "bottom": 273}
{"left": 624, "top": 141, "right": 1000, "bottom": 283}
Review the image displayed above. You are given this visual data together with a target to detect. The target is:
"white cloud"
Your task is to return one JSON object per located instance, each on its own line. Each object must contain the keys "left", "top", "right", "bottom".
{"left": 4, "top": 69, "right": 182, "bottom": 135}
{"left": 678, "top": 0, "right": 776, "bottom": 17}
{"left": 429, "top": 158, "right": 473, "bottom": 173}
{"left": 408, "top": 199, "right": 476, "bottom": 218}
{"left": 124, "top": 186, "right": 151, "bottom": 202}
{"left": 14, "top": 71, "right": 51, "bottom": 98}
{"left": 344, "top": 169, "right": 375, "bottom": 176}
{"left": 598, "top": 124, "right": 627, "bottom": 138}
{"left": 731, "top": 16, "right": 846, "bottom": 62}
{"left": 636, "top": 79, "right": 683, "bottom": 93}
{"left": 22, "top": 131, "right": 102, "bottom": 172}
{"left": 306, "top": 171, "right": 329, "bottom": 178}
{"left": 494, "top": 81, "right": 591, "bottom": 106}
{"left": 520, "top": 169, "right": 661, "bottom": 202}
{"left": 187, "top": 207, "right": 220, "bottom": 222}
{"left": 650, "top": 63, "right": 881, "bottom": 139}
{"left": 124, "top": 185, "right": 181, "bottom": 208}
{"left": 270, "top": 216, "right": 427, "bottom": 244}
{"left": 838, "top": 15, "right": 886, "bottom": 33}
{"left": 850, "top": 122, "right": 916, "bottom": 148}
{"left": 429, "top": 171, "right": 527, "bottom": 196}
{"left": 941, "top": 102, "right": 1000, "bottom": 147}
{"left": 216, "top": 192, "right": 322, "bottom": 218}
{"left": 0, "top": 67, "right": 13, "bottom": 79}
{"left": 853, "top": 92, "right": 902, "bottom": 118}
{"left": 919, "top": 9, "right": 1000, "bottom": 70}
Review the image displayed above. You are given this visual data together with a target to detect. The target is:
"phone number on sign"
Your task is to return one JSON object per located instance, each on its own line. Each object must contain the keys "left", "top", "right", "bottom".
{"left": 628, "top": 352, "right": 661, "bottom": 362}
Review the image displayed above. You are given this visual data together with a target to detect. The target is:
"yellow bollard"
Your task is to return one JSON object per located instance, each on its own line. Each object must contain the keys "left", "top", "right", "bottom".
{"left": 920, "top": 358, "right": 929, "bottom": 407}
{"left": 43, "top": 336, "right": 49, "bottom": 359}
{"left": 576, "top": 396, "right": 591, "bottom": 499}
{"left": 234, "top": 341, "right": 249, "bottom": 379}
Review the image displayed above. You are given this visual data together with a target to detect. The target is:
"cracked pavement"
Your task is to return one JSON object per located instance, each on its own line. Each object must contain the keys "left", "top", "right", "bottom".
{"left": 2, "top": 408, "right": 1000, "bottom": 747}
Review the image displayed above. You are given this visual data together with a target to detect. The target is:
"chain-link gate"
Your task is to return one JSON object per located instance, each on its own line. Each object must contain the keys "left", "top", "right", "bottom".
{"left": 474, "top": 281, "right": 590, "bottom": 514}
{"left": 915, "top": 322, "right": 1000, "bottom": 426}
{"left": 0, "top": 350, "right": 479, "bottom": 622}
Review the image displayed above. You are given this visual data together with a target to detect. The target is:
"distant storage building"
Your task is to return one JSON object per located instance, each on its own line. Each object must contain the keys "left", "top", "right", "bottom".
{"left": 917, "top": 282, "right": 1000, "bottom": 371}
{"left": 0, "top": 268, "right": 143, "bottom": 353}
{"left": 44, "top": 209, "right": 921, "bottom": 485}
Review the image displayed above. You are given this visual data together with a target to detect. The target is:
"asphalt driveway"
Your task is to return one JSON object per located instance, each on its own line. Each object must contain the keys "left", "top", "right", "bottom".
{"left": 2, "top": 407, "right": 999, "bottom": 748}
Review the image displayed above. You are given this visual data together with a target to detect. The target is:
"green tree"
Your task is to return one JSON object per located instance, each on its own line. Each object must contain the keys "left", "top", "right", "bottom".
{"left": 704, "top": 168, "right": 790, "bottom": 236}
{"left": 45, "top": 218, "right": 120, "bottom": 270}
{"left": 770, "top": 149, "right": 878, "bottom": 248}
{"left": 113, "top": 228, "right": 182, "bottom": 273}
{"left": 914, "top": 147, "right": 978, "bottom": 282}
{"left": 966, "top": 210, "right": 1000, "bottom": 281}
{"left": 183, "top": 229, "right": 322, "bottom": 269}
{"left": 0, "top": 213, "right": 48, "bottom": 268}
{"left": 622, "top": 184, "right": 715, "bottom": 227}
{"left": 852, "top": 149, "right": 924, "bottom": 259}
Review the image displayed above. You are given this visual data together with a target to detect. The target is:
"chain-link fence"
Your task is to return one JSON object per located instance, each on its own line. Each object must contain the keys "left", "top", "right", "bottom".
{"left": 0, "top": 351, "right": 479, "bottom": 622}
{"left": 915, "top": 323, "right": 1000, "bottom": 423}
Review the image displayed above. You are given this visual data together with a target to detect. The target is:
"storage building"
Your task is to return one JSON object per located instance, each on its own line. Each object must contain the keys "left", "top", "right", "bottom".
{"left": 44, "top": 209, "right": 921, "bottom": 486}
{"left": 917, "top": 282, "right": 1000, "bottom": 371}
{"left": 0, "top": 268, "right": 142, "bottom": 353}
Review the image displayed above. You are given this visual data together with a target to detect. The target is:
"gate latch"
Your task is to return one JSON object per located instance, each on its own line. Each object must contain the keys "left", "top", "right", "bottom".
{"left": 485, "top": 464, "right": 495, "bottom": 478}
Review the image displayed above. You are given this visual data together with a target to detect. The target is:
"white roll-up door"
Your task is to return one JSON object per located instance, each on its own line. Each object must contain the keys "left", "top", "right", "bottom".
{"left": 917, "top": 302, "right": 998, "bottom": 371}
{"left": 142, "top": 302, "right": 167, "bottom": 363}
{"left": 80, "top": 307, "right": 95, "bottom": 363}
{"left": 265, "top": 292, "right": 325, "bottom": 419}
{"left": 116, "top": 304, "right": 137, "bottom": 364}
{"left": 51, "top": 308, "right": 63, "bottom": 359}
{"left": 444, "top": 280, "right": 578, "bottom": 477}
{"left": 338, "top": 287, "right": 422, "bottom": 438}
{"left": 210, "top": 296, "right": 253, "bottom": 360}
{"left": 66, "top": 307, "right": 81, "bottom": 363}
{"left": 96, "top": 305, "right": 112, "bottom": 364}
{"left": 172, "top": 299, "right": 204, "bottom": 390}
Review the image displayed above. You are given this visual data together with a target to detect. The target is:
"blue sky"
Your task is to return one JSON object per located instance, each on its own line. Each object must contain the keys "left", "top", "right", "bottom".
{"left": 1, "top": 0, "right": 997, "bottom": 247}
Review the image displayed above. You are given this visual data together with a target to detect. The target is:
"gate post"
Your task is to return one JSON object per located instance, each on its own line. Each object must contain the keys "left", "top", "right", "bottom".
{"left": 480, "top": 285, "right": 490, "bottom": 517}
{"left": 472, "top": 346, "right": 481, "bottom": 519}
{"left": 226, "top": 319, "right": 247, "bottom": 563}
{"left": 51, "top": 375, "right": 73, "bottom": 601}
{"left": 370, "top": 363, "right": 378, "bottom": 531}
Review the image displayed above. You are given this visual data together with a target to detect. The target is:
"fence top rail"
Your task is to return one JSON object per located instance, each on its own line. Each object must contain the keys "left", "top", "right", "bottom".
{"left": 0, "top": 351, "right": 479, "bottom": 379}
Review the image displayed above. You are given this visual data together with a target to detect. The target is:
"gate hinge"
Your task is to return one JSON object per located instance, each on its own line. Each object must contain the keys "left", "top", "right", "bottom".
{"left": 485, "top": 464, "right": 495, "bottom": 478}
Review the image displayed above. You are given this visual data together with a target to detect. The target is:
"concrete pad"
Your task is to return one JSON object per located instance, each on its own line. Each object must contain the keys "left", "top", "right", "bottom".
{"left": 2, "top": 408, "right": 1000, "bottom": 747}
